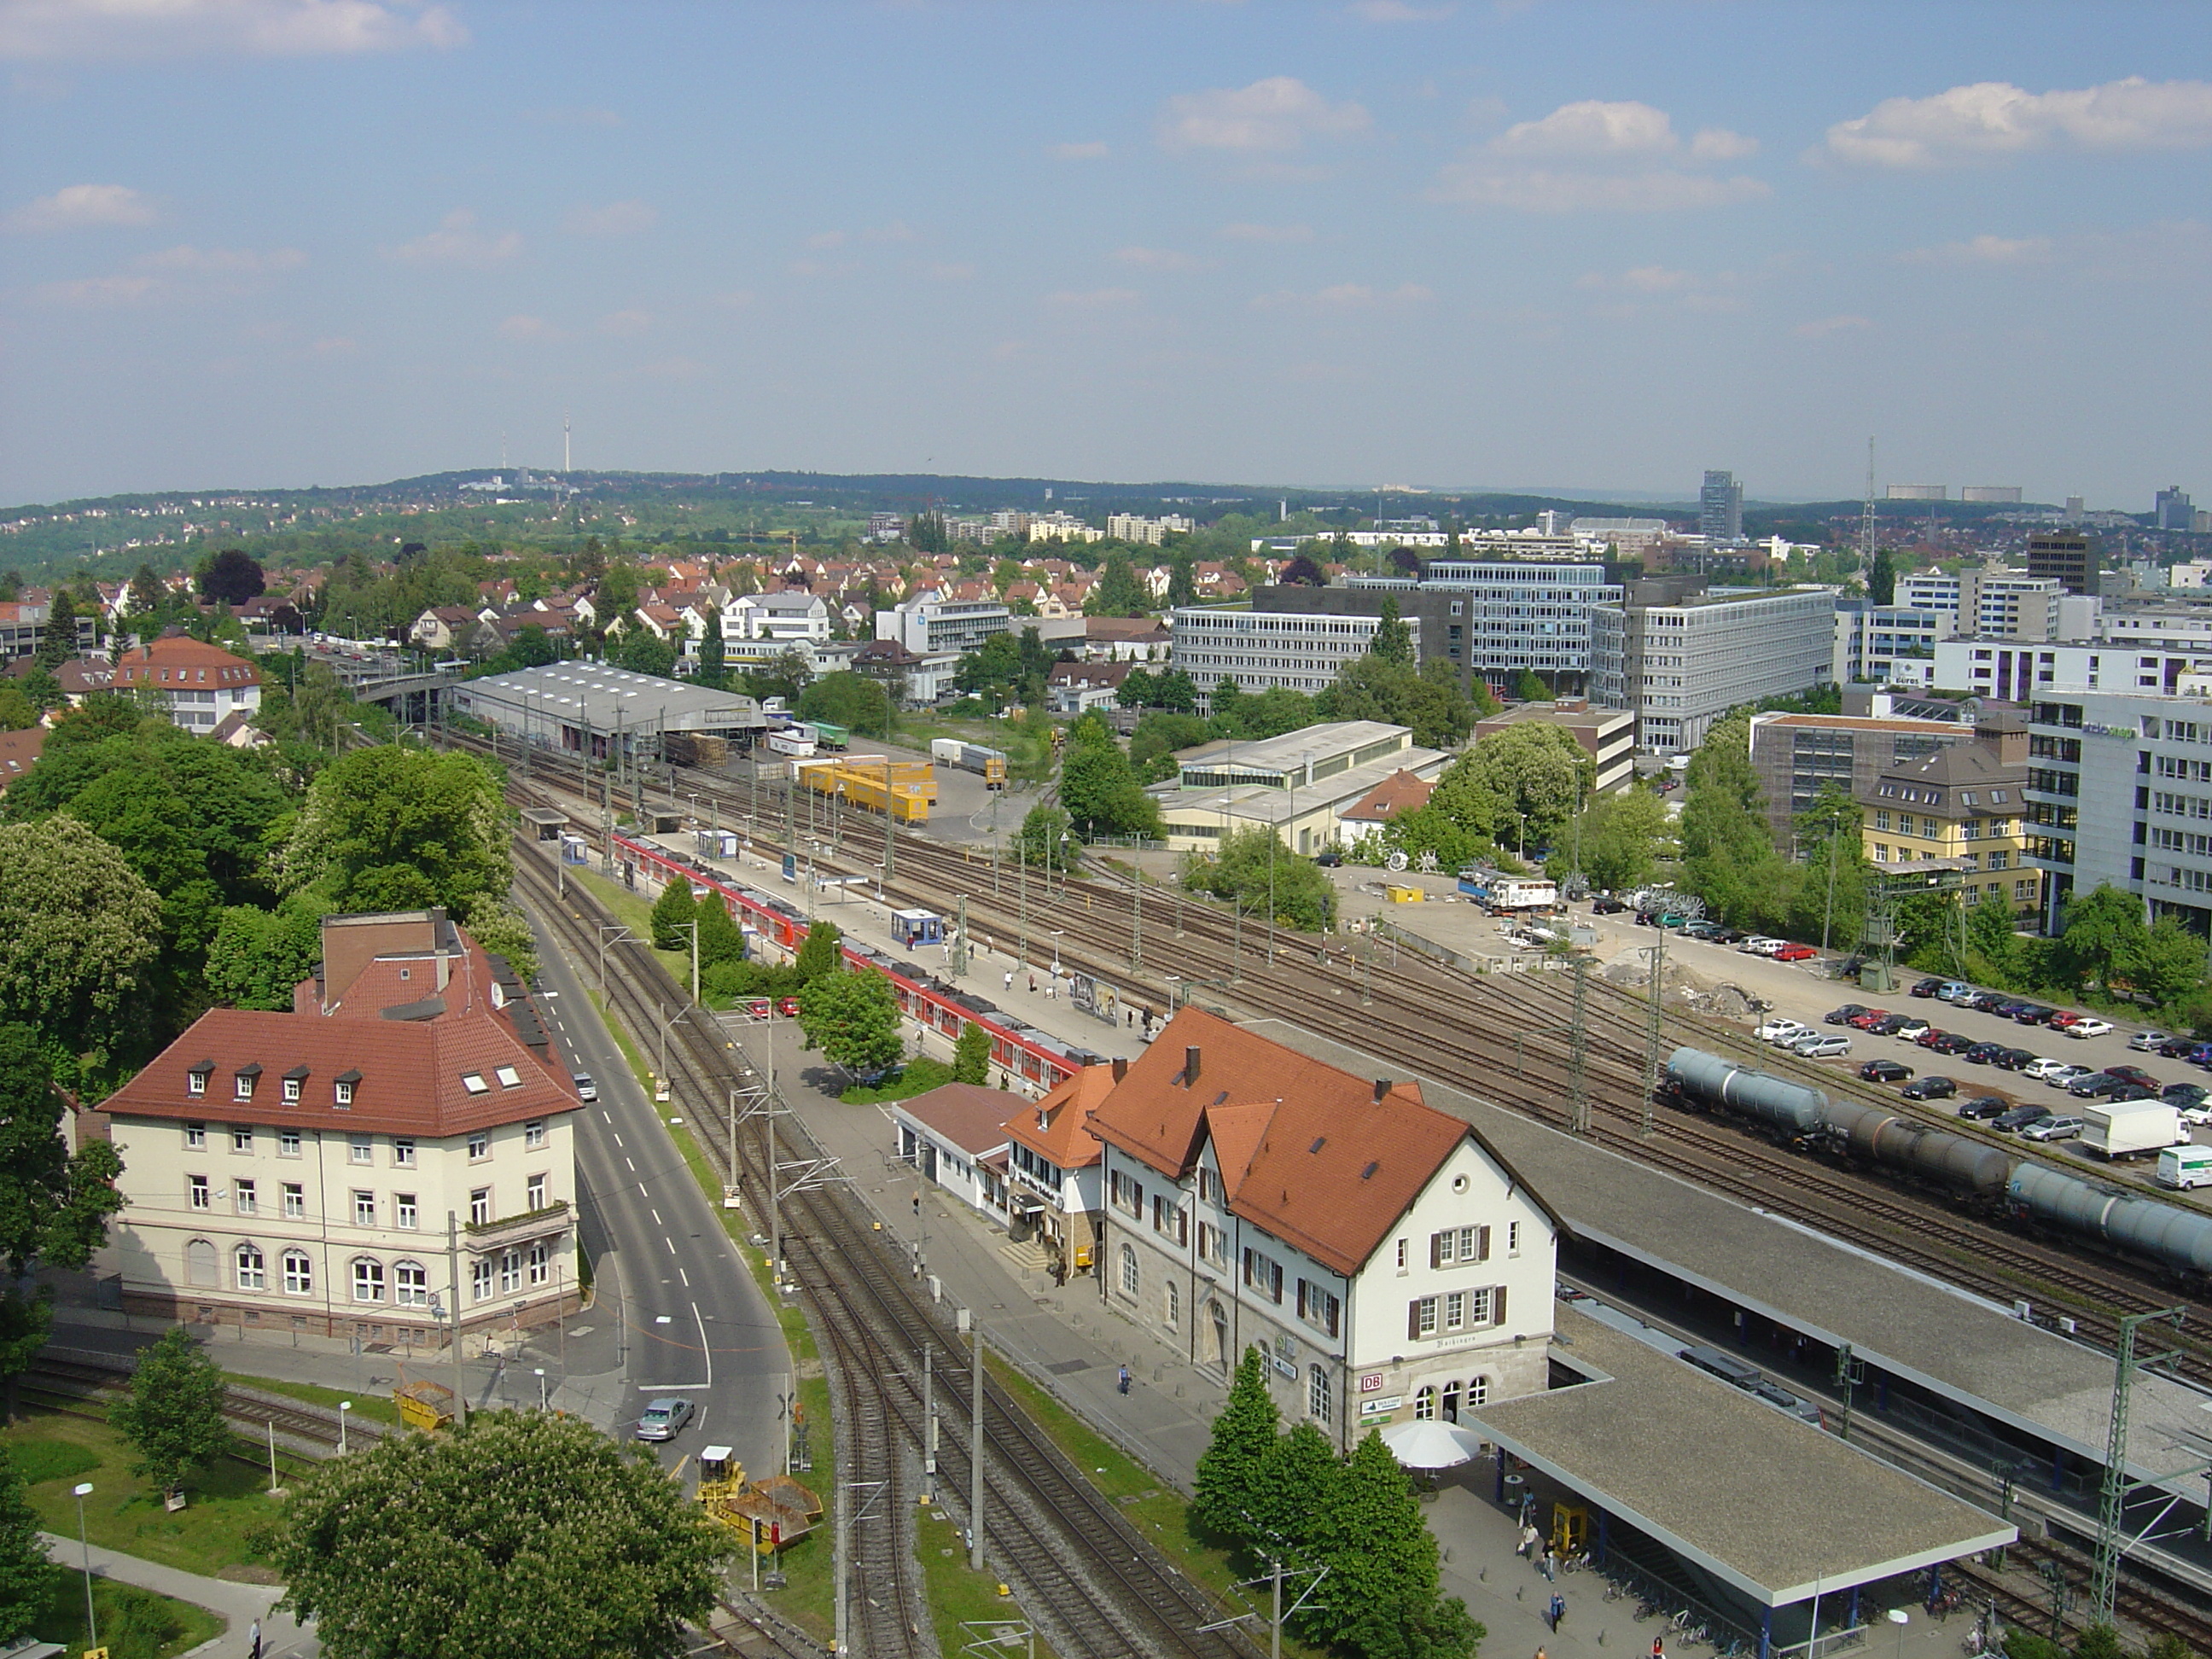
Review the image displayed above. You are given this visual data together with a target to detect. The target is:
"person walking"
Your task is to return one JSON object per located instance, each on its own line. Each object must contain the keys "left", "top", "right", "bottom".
{"left": 1540, "top": 1546, "right": 1557, "bottom": 1581}
{"left": 1117, "top": 1365, "right": 1131, "bottom": 1394}
{"left": 249, "top": 1619, "right": 264, "bottom": 1659}
{"left": 1547, "top": 1593, "right": 1565, "bottom": 1633}
{"left": 1651, "top": 1636, "right": 1665, "bottom": 1659}
{"left": 1518, "top": 1522, "right": 1540, "bottom": 1559}
{"left": 1028, "top": 974, "right": 1037, "bottom": 993}
{"left": 1004, "top": 969, "right": 1014, "bottom": 992}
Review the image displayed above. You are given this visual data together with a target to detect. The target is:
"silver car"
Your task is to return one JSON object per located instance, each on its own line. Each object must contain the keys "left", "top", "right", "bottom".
{"left": 635, "top": 1398, "right": 695, "bottom": 1441}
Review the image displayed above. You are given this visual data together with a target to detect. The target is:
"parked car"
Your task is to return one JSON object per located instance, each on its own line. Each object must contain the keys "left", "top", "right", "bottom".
{"left": 1904, "top": 1075, "right": 1959, "bottom": 1100}
{"left": 2157, "top": 1035, "right": 2203, "bottom": 1058}
{"left": 2110, "top": 1064, "right": 2161, "bottom": 1088}
{"left": 1758, "top": 1018, "right": 1811, "bottom": 1045}
{"left": 1964, "top": 1041, "right": 2011, "bottom": 1065}
{"left": 2044, "top": 1064, "right": 2094, "bottom": 1090}
{"left": 1740, "top": 937, "right": 1784, "bottom": 956}
{"left": 2108, "top": 1084, "right": 2160, "bottom": 1103}
{"left": 2189, "top": 1042, "right": 2212, "bottom": 1069}
{"left": 2012, "top": 1004, "right": 2057, "bottom": 1026}
{"left": 1992, "top": 1000, "right": 2039, "bottom": 1021}
{"left": 2022, "top": 1057, "right": 2073, "bottom": 1081}
{"left": 2182, "top": 1103, "right": 2212, "bottom": 1129}
{"left": 635, "top": 1398, "right": 696, "bottom": 1442}
{"left": 2164, "top": 1082, "right": 2211, "bottom": 1109}
{"left": 2069, "top": 1072, "right": 2128, "bottom": 1098}
{"left": 1990, "top": 1048, "right": 2037, "bottom": 1072}
{"left": 1709, "top": 927, "right": 1749, "bottom": 945}
{"left": 1965, "top": 992, "right": 2013, "bottom": 1014}
{"left": 1792, "top": 1033, "right": 1852, "bottom": 1059}
{"left": 2023, "top": 1115, "right": 2086, "bottom": 1143}
{"left": 1313, "top": 849, "right": 1344, "bottom": 867}
{"left": 1681, "top": 920, "right": 1725, "bottom": 940}
{"left": 1860, "top": 1059, "right": 1913, "bottom": 1083}
{"left": 2131, "top": 1031, "right": 2171, "bottom": 1052}
{"left": 1773, "top": 944, "right": 1819, "bottom": 963}
{"left": 1892, "top": 1017, "right": 1932, "bottom": 1040}
{"left": 1913, "top": 1027, "right": 1951, "bottom": 1049}
{"left": 1994, "top": 1103, "right": 2054, "bottom": 1133}
{"left": 1847, "top": 1010, "right": 1893, "bottom": 1031}
{"left": 1870, "top": 1015, "right": 1914, "bottom": 1036}
{"left": 1910, "top": 978, "right": 1947, "bottom": 998}
{"left": 1825, "top": 1004, "right": 1870, "bottom": 1026}
{"left": 2048, "top": 1011, "right": 2087, "bottom": 1032}
{"left": 1930, "top": 1033, "right": 1978, "bottom": 1057}
{"left": 1934, "top": 981, "right": 1976, "bottom": 1003}
{"left": 1955, "top": 1096, "right": 2008, "bottom": 1121}
{"left": 1591, "top": 894, "right": 1628, "bottom": 914}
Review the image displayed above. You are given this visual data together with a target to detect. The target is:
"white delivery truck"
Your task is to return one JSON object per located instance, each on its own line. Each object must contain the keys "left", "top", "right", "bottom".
{"left": 2083, "top": 1101, "right": 2187, "bottom": 1161}
{"left": 2157, "top": 1144, "right": 2212, "bottom": 1190}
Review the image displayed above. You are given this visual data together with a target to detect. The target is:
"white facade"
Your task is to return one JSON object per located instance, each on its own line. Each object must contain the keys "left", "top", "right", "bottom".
{"left": 876, "top": 591, "right": 1014, "bottom": 655}
{"left": 731, "top": 591, "right": 831, "bottom": 643}
{"left": 1593, "top": 587, "right": 1837, "bottom": 755}
{"left": 1171, "top": 608, "right": 1417, "bottom": 710}
{"left": 1834, "top": 602, "right": 1945, "bottom": 687}
{"left": 1934, "top": 638, "right": 2212, "bottom": 701}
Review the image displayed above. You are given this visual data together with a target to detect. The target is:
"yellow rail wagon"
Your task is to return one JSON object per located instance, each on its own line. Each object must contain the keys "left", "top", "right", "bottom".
{"left": 835, "top": 770, "right": 932, "bottom": 826}
{"left": 841, "top": 756, "right": 938, "bottom": 804}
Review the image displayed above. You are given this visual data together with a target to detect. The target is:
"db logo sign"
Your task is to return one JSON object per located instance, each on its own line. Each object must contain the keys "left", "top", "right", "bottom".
{"left": 1359, "top": 1372, "right": 1385, "bottom": 1394}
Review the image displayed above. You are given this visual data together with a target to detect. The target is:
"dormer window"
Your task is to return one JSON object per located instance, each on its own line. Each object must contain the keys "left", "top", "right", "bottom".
{"left": 186, "top": 1061, "right": 213, "bottom": 1098}
{"left": 334, "top": 1069, "right": 360, "bottom": 1109}
{"left": 234, "top": 1064, "right": 261, "bottom": 1102}
{"left": 282, "top": 1065, "right": 309, "bottom": 1104}
{"left": 461, "top": 1073, "right": 489, "bottom": 1095}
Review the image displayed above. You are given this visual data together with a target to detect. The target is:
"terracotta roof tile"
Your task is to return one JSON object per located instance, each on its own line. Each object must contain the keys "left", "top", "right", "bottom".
{"left": 896, "top": 1083, "right": 1018, "bottom": 1155}
{"left": 1002, "top": 1065, "right": 1112, "bottom": 1168}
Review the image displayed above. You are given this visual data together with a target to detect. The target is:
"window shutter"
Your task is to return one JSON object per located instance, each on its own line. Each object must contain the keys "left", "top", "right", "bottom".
{"left": 1429, "top": 1231, "right": 1445, "bottom": 1269}
{"left": 1477, "top": 1225, "right": 1492, "bottom": 1262}
{"left": 1408, "top": 1300, "right": 1423, "bottom": 1341}
{"left": 1493, "top": 1285, "right": 1508, "bottom": 1326}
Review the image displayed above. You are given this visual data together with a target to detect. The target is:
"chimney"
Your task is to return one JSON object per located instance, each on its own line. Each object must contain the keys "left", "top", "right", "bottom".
{"left": 1372, "top": 1078, "right": 1390, "bottom": 1103}
{"left": 1112, "top": 1057, "right": 1128, "bottom": 1082}
{"left": 1185, "top": 1046, "right": 1202, "bottom": 1087}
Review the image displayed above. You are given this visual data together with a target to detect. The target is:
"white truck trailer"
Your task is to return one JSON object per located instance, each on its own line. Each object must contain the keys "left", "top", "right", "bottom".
{"left": 2083, "top": 1100, "right": 2188, "bottom": 1161}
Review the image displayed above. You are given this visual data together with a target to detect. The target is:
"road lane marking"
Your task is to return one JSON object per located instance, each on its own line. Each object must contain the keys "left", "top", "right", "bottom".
{"left": 694, "top": 1301, "right": 714, "bottom": 1386}
{"left": 626, "top": 1157, "right": 637, "bottom": 1172}
{"left": 650, "top": 1208, "right": 663, "bottom": 1225}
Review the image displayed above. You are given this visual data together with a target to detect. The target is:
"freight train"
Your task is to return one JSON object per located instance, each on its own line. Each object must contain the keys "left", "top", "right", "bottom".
{"left": 1662, "top": 1046, "right": 2212, "bottom": 1284}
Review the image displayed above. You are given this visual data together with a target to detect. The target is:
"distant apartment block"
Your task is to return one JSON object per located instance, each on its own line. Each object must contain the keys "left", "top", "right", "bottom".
{"left": 1106, "top": 514, "right": 1195, "bottom": 545}
{"left": 876, "top": 590, "right": 1013, "bottom": 655}
{"left": 1699, "top": 471, "right": 1743, "bottom": 544}
{"left": 1171, "top": 607, "right": 1416, "bottom": 711}
{"left": 1749, "top": 708, "right": 1986, "bottom": 852}
{"left": 1592, "top": 587, "right": 1837, "bottom": 755}
{"left": 2027, "top": 531, "right": 2100, "bottom": 597}
{"left": 2157, "top": 486, "right": 2195, "bottom": 533}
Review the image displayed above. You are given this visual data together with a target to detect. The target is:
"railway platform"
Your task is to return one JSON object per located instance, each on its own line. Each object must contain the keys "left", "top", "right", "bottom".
{"left": 1249, "top": 1018, "right": 2212, "bottom": 1604}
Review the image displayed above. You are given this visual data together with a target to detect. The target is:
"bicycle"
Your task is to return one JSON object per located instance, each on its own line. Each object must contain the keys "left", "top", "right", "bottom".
{"left": 1604, "top": 1580, "right": 1627, "bottom": 1603}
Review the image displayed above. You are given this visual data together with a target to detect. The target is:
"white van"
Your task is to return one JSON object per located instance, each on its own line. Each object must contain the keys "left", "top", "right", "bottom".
{"left": 2157, "top": 1144, "right": 2212, "bottom": 1190}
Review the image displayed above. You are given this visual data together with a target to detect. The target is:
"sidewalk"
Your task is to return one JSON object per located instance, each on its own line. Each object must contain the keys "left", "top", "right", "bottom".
{"left": 38, "top": 1532, "right": 313, "bottom": 1658}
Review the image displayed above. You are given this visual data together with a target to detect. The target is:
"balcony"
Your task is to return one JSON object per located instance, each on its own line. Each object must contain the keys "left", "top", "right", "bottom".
{"left": 463, "top": 1200, "right": 570, "bottom": 1254}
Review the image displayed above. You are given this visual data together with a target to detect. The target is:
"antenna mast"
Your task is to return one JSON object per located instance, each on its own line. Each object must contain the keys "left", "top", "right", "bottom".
{"left": 564, "top": 415, "right": 572, "bottom": 474}
{"left": 1860, "top": 437, "right": 1877, "bottom": 565}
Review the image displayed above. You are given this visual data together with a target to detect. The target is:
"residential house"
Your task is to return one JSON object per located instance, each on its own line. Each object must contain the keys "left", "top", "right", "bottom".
{"left": 0, "top": 726, "right": 44, "bottom": 791}
{"left": 96, "top": 909, "right": 581, "bottom": 1349}
{"left": 410, "top": 606, "right": 483, "bottom": 654}
{"left": 1048, "top": 660, "right": 1133, "bottom": 715}
{"left": 1334, "top": 769, "right": 1435, "bottom": 847}
{"left": 1086, "top": 1008, "right": 1559, "bottom": 1446}
{"left": 57, "top": 637, "right": 262, "bottom": 733}
{"left": 892, "top": 1085, "right": 1014, "bottom": 1227}
{"left": 1000, "top": 1063, "right": 1109, "bottom": 1276}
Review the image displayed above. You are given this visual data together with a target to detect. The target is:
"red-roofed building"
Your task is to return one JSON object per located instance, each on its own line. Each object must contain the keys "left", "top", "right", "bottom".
{"left": 1085, "top": 1008, "right": 1558, "bottom": 1447}
{"left": 97, "top": 909, "right": 579, "bottom": 1348}
{"left": 57, "top": 637, "right": 261, "bottom": 734}
{"left": 1000, "top": 1064, "right": 1112, "bottom": 1274}
{"left": 0, "top": 725, "right": 44, "bottom": 791}
{"left": 1333, "top": 768, "right": 1435, "bottom": 846}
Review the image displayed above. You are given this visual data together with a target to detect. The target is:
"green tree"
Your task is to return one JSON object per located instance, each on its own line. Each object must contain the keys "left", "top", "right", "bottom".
{"left": 2142, "top": 1635, "right": 2194, "bottom": 1659}
{"left": 1788, "top": 787, "right": 1867, "bottom": 952}
{"left": 0, "top": 1446, "right": 51, "bottom": 1643}
{"left": 1563, "top": 787, "right": 1672, "bottom": 894}
{"left": 1964, "top": 890, "right": 2022, "bottom": 985}
{"left": 793, "top": 920, "right": 845, "bottom": 982}
{"left": 614, "top": 629, "right": 678, "bottom": 679}
{"left": 1457, "top": 724, "right": 1593, "bottom": 858}
{"left": 2123, "top": 915, "right": 2205, "bottom": 1008}
{"left": 0, "top": 1024, "right": 125, "bottom": 1413}
{"left": 1371, "top": 597, "right": 1413, "bottom": 665}
{"left": 0, "top": 689, "right": 37, "bottom": 732}
{"left": 108, "top": 1325, "right": 230, "bottom": 1499}
{"left": 2070, "top": 1627, "right": 2125, "bottom": 1659}
{"left": 795, "top": 967, "right": 903, "bottom": 1077}
{"left": 649, "top": 878, "right": 696, "bottom": 952}
{"left": 1318, "top": 657, "right": 1476, "bottom": 751}
{"left": 281, "top": 747, "right": 512, "bottom": 924}
{"left": 1167, "top": 548, "right": 1198, "bottom": 608}
{"left": 953, "top": 1021, "right": 992, "bottom": 1086}
{"left": 32, "top": 588, "right": 79, "bottom": 671}
{"left": 2002, "top": 1634, "right": 2066, "bottom": 1659}
{"left": 0, "top": 817, "right": 164, "bottom": 1066}
{"left": 1254, "top": 1421, "right": 1340, "bottom": 1571}
{"left": 797, "top": 672, "right": 893, "bottom": 738}
{"left": 1867, "top": 549, "right": 1897, "bottom": 605}
{"left": 1314, "top": 1430, "right": 1480, "bottom": 1659}
{"left": 1182, "top": 826, "right": 1334, "bottom": 932}
{"left": 127, "top": 562, "right": 166, "bottom": 621}
{"left": 1016, "top": 804, "right": 1080, "bottom": 872}
{"left": 1060, "top": 736, "right": 1161, "bottom": 839}
{"left": 695, "top": 895, "right": 745, "bottom": 971}
{"left": 2053, "top": 884, "right": 2145, "bottom": 995}
{"left": 205, "top": 902, "right": 328, "bottom": 1010}
{"left": 1086, "top": 553, "right": 1150, "bottom": 618}
{"left": 1679, "top": 710, "right": 1796, "bottom": 931}
{"left": 468, "top": 901, "right": 541, "bottom": 985}
{"left": 195, "top": 548, "right": 266, "bottom": 606}
{"left": 269, "top": 1408, "right": 728, "bottom": 1659}
{"left": 1512, "top": 667, "right": 1551, "bottom": 702}
{"left": 696, "top": 606, "right": 726, "bottom": 690}
{"left": 1130, "top": 712, "right": 1209, "bottom": 783}
{"left": 1192, "top": 1347, "right": 1281, "bottom": 1545}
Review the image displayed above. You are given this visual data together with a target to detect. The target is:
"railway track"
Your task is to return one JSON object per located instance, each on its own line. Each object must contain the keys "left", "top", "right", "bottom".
{"left": 24, "top": 1349, "right": 375, "bottom": 1452}
{"left": 513, "top": 846, "right": 1260, "bottom": 1659}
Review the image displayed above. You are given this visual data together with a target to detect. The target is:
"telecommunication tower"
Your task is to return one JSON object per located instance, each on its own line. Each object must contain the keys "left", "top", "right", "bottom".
{"left": 1860, "top": 438, "right": 1877, "bottom": 564}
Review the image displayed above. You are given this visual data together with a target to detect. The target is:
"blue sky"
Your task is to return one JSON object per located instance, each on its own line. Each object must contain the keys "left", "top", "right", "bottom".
{"left": 3, "top": 0, "right": 2209, "bottom": 509}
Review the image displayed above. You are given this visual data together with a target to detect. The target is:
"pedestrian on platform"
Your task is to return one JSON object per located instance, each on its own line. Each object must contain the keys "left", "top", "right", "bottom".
{"left": 1004, "top": 969, "right": 1014, "bottom": 991}
{"left": 1651, "top": 1636, "right": 1665, "bottom": 1659}
{"left": 250, "top": 1619, "right": 264, "bottom": 1659}
{"left": 1518, "top": 1522, "right": 1540, "bottom": 1559}
{"left": 1118, "top": 1365, "right": 1131, "bottom": 1394}
{"left": 1028, "top": 974, "right": 1037, "bottom": 993}
{"left": 1534, "top": 1648, "right": 1547, "bottom": 1659}
{"left": 1548, "top": 1593, "right": 1564, "bottom": 1633}
{"left": 1540, "top": 1546, "right": 1557, "bottom": 1581}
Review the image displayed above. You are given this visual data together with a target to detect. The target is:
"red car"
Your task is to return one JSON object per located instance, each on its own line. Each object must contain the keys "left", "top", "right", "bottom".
{"left": 777, "top": 995, "right": 801, "bottom": 1016}
{"left": 1915, "top": 1027, "right": 1951, "bottom": 1049}
{"left": 1846, "top": 1009, "right": 1892, "bottom": 1030}
{"left": 1773, "top": 944, "right": 1818, "bottom": 962}
{"left": 2048, "top": 1011, "right": 2083, "bottom": 1030}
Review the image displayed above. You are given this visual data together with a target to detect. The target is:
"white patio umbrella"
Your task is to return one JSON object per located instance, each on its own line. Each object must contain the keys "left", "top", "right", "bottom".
{"left": 1377, "top": 1419, "right": 1486, "bottom": 1470}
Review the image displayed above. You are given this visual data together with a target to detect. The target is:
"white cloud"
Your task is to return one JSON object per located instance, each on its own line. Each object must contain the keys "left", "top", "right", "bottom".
{"left": 1158, "top": 77, "right": 1370, "bottom": 154}
{"left": 497, "top": 314, "right": 562, "bottom": 341}
{"left": 1820, "top": 77, "right": 2212, "bottom": 168}
{"left": 1041, "top": 287, "right": 1139, "bottom": 310}
{"left": 33, "top": 272, "right": 156, "bottom": 305}
{"left": 1220, "top": 221, "right": 1314, "bottom": 242}
{"left": 1435, "top": 165, "right": 1767, "bottom": 212}
{"left": 598, "top": 308, "right": 651, "bottom": 337}
{"left": 4, "top": 183, "right": 157, "bottom": 232}
{"left": 139, "top": 243, "right": 306, "bottom": 272}
{"left": 1794, "top": 313, "right": 1871, "bottom": 339}
{"left": 1348, "top": 1, "right": 1455, "bottom": 20}
{"left": 1115, "top": 246, "right": 1206, "bottom": 271}
{"left": 1251, "top": 281, "right": 1431, "bottom": 310}
{"left": 1896, "top": 233, "right": 2055, "bottom": 265}
{"left": 1438, "top": 99, "right": 1765, "bottom": 212}
{"left": 1051, "top": 141, "right": 1110, "bottom": 160}
{"left": 563, "top": 201, "right": 656, "bottom": 236}
{"left": 382, "top": 209, "right": 521, "bottom": 268}
{"left": 0, "top": 0, "right": 467, "bottom": 60}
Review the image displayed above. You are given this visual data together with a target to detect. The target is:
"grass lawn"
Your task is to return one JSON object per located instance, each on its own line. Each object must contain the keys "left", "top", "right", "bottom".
{"left": 31, "top": 1571, "right": 224, "bottom": 1659}
{"left": 4, "top": 1406, "right": 286, "bottom": 1579}
{"left": 222, "top": 1371, "right": 400, "bottom": 1429}
{"left": 572, "top": 867, "right": 698, "bottom": 995}
{"left": 913, "top": 1498, "right": 1058, "bottom": 1659}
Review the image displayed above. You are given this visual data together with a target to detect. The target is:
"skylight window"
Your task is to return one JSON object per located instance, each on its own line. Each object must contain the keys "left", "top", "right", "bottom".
{"left": 461, "top": 1074, "right": 490, "bottom": 1095}
{"left": 495, "top": 1066, "right": 522, "bottom": 1089}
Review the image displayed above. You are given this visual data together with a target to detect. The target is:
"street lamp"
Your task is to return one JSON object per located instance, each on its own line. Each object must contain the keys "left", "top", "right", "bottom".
{"left": 339, "top": 1400, "right": 351, "bottom": 1455}
{"left": 1051, "top": 930, "right": 1065, "bottom": 981}
{"left": 72, "top": 1481, "right": 96, "bottom": 1649}
{"left": 535, "top": 1367, "right": 549, "bottom": 1411}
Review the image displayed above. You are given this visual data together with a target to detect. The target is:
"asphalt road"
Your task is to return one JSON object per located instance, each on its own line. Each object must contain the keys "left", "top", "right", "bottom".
{"left": 527, "top": 911, "right": 791, "bottom": 1482}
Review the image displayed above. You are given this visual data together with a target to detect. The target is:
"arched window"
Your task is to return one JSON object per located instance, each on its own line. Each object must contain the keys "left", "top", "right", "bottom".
{"left": 1120, "top": 1243, "right": 1138, "bottom": 1298}
{"left": 393, "top": 1260, "right": 429, "bottom": 1308}
{"left": 234, "top": 1243, "right": 265, "bottom": 1291}
{"left": 1442, "top": 1380, "right": 1462, "bottom": 1423}
{"left": 1468, "top": 1376, "right": 1490, "bottom": 1409}
{"left": 1413, "top": 1384, "right": 1437, "bottom": 1422}
{"left": 1164, "top": 1280, "right": 1180, "bottom": 1331}
{"left": 352, "top": 1258, "right": 386, "bottom": 1304}
{"left": 1308, "top": 1365, "right": 1332, "bottom": 1425}
{"left": 185, "top": 1239, "right": 218, "bottom": 1288}
{"left": 282, "top": 1251, "right": 312, "bottom": 1295}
